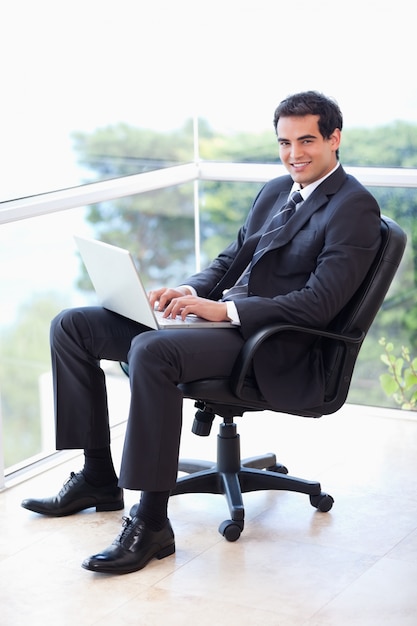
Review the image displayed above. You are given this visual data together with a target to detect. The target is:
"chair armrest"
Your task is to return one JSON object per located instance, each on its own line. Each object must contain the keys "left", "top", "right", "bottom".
{"left": 231, "top": 323, "right": 364, "bottom": 398}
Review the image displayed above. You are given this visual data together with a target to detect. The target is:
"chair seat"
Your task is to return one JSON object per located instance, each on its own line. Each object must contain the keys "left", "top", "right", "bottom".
{"left": 180, "top": 378, "right": 323, "bottom": 418}
{"left": 180, "top": 377, "right": 266, "bottom": 415}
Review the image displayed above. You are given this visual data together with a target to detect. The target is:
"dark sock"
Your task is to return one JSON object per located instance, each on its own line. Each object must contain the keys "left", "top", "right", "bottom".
{"left": 82, "top": 447, "right": 118, "bottom": 487}
{"left": 134, "top": 491, "right": 170, "bottom": 531}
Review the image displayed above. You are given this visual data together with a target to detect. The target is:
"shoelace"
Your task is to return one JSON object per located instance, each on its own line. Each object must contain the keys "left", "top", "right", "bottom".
{"left": 58, "top": 471, "right": 79, "bottom": 496}
{"left": 115, "top": 516, "right": 144, "bottom": 545}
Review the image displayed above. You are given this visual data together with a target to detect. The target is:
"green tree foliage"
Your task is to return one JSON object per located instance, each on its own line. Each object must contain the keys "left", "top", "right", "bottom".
{"left": 198, "top": 127, "right": 278, "bottom": 260}
{"left": 341, "top": 122, "right": 417, "bottom": 167}
{"left": 343, "top": 125, "right": 417, "bottom": 344}
{"left": 77, "top": 187, "right": 197, "bottom": 290}
{"left": 72, "top": 121, "right": 196, "bottom": 176}
{"left": 73, "top": 122, "right": 201, "bottom": 288}
{"left": 379, "top": 338, "right": 417, "bottom": 410}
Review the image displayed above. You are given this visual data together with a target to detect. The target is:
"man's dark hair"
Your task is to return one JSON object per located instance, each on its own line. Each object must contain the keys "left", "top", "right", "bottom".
{"left": 273, "top": 91, "right": 343, "bottom": 139}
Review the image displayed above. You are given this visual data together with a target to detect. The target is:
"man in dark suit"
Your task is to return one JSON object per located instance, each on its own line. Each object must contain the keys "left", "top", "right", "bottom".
{"left": 21, "top": 91, "right": 381, "bottom": 575}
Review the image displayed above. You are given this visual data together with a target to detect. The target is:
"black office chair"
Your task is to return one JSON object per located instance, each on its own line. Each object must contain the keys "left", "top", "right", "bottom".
{"left": 122, "top": 215, "right": 406, "bottom": 541}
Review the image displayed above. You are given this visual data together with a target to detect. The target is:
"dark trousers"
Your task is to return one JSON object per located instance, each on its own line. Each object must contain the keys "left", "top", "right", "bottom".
{"left": 50, "top": 307, "right": 245, "bottom": 491}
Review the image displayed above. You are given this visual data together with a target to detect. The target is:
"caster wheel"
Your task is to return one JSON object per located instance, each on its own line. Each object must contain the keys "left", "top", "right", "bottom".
{"left": 219, "top": 519, "right": 243, "bottom": 542}
{"left": 310, "top": 493, "right": 334, "bottom": 512}
{"left": 267, "top": 463, "right": 288, "bottom": 474}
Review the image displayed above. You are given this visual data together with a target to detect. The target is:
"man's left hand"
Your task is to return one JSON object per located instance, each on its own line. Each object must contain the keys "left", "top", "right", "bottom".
{"left": 162, "top": 295, "right": 230, "bottom": 322}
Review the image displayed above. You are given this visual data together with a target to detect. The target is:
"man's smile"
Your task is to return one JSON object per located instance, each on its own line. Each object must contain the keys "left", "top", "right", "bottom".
{"left": 291, "top": 161, "right": 311, "bottom": 168}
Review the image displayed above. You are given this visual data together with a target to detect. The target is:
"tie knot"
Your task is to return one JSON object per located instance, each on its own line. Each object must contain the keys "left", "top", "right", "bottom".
{"left": 289, "top": 190, "right": 303, "bottom": 206}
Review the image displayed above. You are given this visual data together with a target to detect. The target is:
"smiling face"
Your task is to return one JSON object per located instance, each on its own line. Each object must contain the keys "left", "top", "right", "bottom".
{"left": 276, "top": 114, "right": 341, "bottom": 188}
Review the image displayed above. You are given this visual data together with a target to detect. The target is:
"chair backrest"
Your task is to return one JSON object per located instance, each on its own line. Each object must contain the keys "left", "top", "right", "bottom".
{"left": 320, "top": 215, "right": 407, "bottom": 413}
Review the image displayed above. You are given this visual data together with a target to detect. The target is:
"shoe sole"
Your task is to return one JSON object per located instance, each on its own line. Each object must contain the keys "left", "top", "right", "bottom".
{"left": 21, "top": 499, "right": 125, "bottom": 517}
{"left": 96, "top": 501, "right": 125, "bottom": 513}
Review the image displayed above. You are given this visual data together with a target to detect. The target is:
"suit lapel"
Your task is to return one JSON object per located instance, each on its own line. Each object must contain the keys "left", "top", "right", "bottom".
{"left": 253, "top": 166, "right": 347, "bottom": 262}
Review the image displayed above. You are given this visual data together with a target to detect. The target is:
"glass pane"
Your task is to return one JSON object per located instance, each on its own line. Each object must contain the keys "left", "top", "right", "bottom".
{"left": 0, "top": 209, "right": 88, "bottom": 469}
{"left": 349, "top": 187, "right": 417, "bottom": 410}
{"left": 0, "top": 184, "right": 195, "bottom": 470}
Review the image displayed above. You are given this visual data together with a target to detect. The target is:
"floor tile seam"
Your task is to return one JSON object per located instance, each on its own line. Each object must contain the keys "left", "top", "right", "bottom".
{"left": 383, "top": 528, "right": 417, "bottom": 561}
{"left": 300, "top": 553, "right": 388, "bottom": 625}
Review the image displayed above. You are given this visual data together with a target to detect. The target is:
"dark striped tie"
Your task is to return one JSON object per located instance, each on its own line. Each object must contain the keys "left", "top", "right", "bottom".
{"left": 252, "top": 190, "right": 303, "bottom": 261}
{"left": 222, "top": 190, "right": 303, "bottom": 301}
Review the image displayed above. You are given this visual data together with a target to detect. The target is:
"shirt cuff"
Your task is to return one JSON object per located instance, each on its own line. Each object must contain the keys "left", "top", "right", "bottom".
{"left": 179, "top": 285, "right": 240, "bottom": 325}
{"left": 226, "top": 301, "right": 241, "bottom": 326}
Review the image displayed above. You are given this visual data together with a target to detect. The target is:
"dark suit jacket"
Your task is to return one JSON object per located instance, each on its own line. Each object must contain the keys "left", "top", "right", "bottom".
{"left": 186, "top": 165, "right": 381, "bottom": 411}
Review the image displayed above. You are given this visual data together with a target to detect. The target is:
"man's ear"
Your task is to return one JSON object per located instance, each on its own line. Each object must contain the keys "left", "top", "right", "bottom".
{"left": 330, "top": 128, "right": 341, "bottom": 151}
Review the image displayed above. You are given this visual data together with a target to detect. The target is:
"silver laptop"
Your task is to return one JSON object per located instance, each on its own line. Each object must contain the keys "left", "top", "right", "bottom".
{"left": 74, "top": 236, "right": 234, "bottom": 330}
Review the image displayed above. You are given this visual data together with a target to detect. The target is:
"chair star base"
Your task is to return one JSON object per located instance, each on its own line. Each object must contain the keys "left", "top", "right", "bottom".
{"left": 173, "top": 418, "right": 333, "bottom": 541}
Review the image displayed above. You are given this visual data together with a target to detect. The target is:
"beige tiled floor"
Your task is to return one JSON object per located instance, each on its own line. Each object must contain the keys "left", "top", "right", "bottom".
{"left": 2, "top": 401, "right": 417, "bottom": 625}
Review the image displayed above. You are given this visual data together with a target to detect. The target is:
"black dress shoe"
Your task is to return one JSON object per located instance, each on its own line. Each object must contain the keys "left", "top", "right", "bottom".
{"left": 82, "top": 516, "right": 175, "bottom": 574}
{"left": 21, "top": 471, "right": 124, "bottom": 517}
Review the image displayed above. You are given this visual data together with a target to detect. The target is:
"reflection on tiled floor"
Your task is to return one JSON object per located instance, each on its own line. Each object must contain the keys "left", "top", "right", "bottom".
{"left": 2, "top": 401, "right": 417, "bottom": 625}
